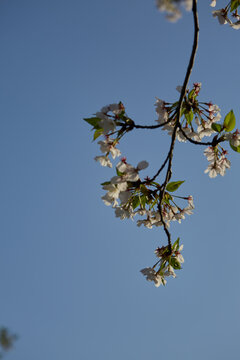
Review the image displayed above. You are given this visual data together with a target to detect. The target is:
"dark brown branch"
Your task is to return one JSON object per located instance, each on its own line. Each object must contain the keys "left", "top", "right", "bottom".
{"left": 132, "top": 123, "right": 166, "bottom": 129}
{"left": 158, "top": 0, "right": 199, "bottom": 251}
{"left": 131, "top": 115, "right": 175, "bottom": 130}
{"left": 149, "top": 153, "right": 170, "bottom": 182}
{"left": 178, "top": 123, "right": 224, "bottom": 147}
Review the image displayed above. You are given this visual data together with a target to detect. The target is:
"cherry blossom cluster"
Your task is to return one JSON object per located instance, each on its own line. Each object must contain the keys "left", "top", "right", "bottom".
{"left": 203, "top": 129, "right": 240, "bottom": 177}
{"left": 211, "top": 1, "right": 240, "bottom": 29}
{"left": 84, "top": 92, "right": 238, "bottom": 287}
{"left": 136, "top": 193, "right": 194, "bottom": 229}
{"left": 155, "top": 83, "right": 240, "bottom": 178}
{"left": 204, "top": 146, "right": 231, "bottom": 178}
{"left": 84, "top": 0, "right": 240, "bottom": 287}
{"left": 88, "top": 102, "right": 127, "bottom": 168}
{"left": 141, "top": 238, "right": 184, "bottom": 287}
{"left": 101, "top": 156, "right": 194, "bottom": 229}
{"left": 86, "top": 108, "right": 195, "bottom": 229}
{"left": 156, "top": 83, "right": 222, "bottom": 142}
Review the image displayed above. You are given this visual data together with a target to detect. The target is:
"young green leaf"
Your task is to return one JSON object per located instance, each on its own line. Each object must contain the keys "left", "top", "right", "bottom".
{"left": 188, "top": 88, "right": 198, "bottom": 101}
{"left": 184, "top": 110, "right": 193, "bottom": 125}
{"left": 166, "top": 181, "right": 185, "bottom": 192}
{"left": 180, "top": 107, "right": 186, "bottom": 117}
{"left": 172, "top": 238, "right": 180, "bottom": 252}
{"left": 116, "top": 168, "right": 124, "bottom": 177}
{"left": 163, "top": 192, "right": 172, "bottom": 205}
{"left": 231, "top": 0, "right": 240, "bottom": 12}
{"left": 169, "top": 257, "right": 181, "bottom": 270}
{"left": 223, "top": 110, "right": 236, "bottom": 132}
{"left": 139, "top": 195, "right": 147, "bottom": 209}
{"left": 101, "top": 181, "right": 111, "bottom": 186}
{"left": 230, "top": 143, "right": 240, "bottom": 153}
{"left": 211, "top": 123, "right": 222, "bottom": 133}
{"left": 83, "top": 117, "right": 102, "bottom": 129}
{"left": 93, "top": 129, "right": 103, "bottom": 141}
{"left": 132, "top": 196, "right": 140, "bottom": 210}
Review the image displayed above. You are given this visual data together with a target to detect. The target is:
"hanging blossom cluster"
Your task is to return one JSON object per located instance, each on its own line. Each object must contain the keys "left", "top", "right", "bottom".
{"left": 101, "top": 156, "right": 194, "bottom": 229}
{"left": 88, "top": 102, "right": 194, "bottom": 229}
{"left": 84, "top": 1, "right": 240, "bottom": 287}
{"left": 84, "top": 81, "right": 239, "bottom": 287}
{"left": 211, "top": 0, "right": 240, "bottom": 29}
{"left": 155, "top": 83, "right": 239, "bottom": 178}
{"left": 203, "top": 130, "right": 240, "bottom": 177}
{"left": 204, "top": 147, "right": 230, "bottom": 178}
{"left": 156, "top": 83, "right": 222, "bottom": 142}
{"left": 141, "top": 239, "right": 184, "bottom": 287}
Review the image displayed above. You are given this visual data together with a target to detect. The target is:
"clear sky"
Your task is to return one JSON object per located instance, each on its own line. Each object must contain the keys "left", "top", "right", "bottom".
{"left": 1, "top": 0, "right": 240, "bottom": 359}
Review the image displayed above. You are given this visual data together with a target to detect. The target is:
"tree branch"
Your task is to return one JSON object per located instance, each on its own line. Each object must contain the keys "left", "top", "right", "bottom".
{"left": 158, "top": 0, "right": 199, "bottom": 251}
{"left": 178, "top": 122, "right": 224, "bottom": 147}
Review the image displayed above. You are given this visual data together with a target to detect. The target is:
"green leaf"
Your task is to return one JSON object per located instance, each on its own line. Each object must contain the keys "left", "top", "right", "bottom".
{"left": 170, "top": 257, "right": 181, "bottom": 270}
{"left": 172, "top": 238, "right": 180, "bottom": 252}
{"left": 101, "top": 181, "right": 111, "bottom": 186}
{"left": 223, "top": 110, "right": 236, "bottom": 132}
{"left": 166, "top": 181, "right": 185, "bottom": 192}
{"left": 188, "top": 89, "right": 196, "bottom": 99}
{"left": 180, "top": 106, "right": 186, "bottom": 117}
{"left": 184, "top": 110, "right": 193, "bottom": 125}
{"left": 83, "top": 117, "right": 102, "bottom": 129}
{"left": 163, "top": 192, "right": 173, "bottom": 205}
{"left": 139, "top": 195, "right": 147, "bottom": 209}
{"left": 93, "top": 128, "right": 103, "bottom": 141}
{"left": 211, "top": 123, "right": 222, "bottom": 133}
{"left": 116, "top": 168, "right": 124, "bottom": 177}
{"left": 132, "top": 196, "right": 140, "bottom": 210}
{"left": 230, "top": 143, "right": 240, "bottom": 153}
{"left": 231, "top": 0, "right": 240, "bottom": 12}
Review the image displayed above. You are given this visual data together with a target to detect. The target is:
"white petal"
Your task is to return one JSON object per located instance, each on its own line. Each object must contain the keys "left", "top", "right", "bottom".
{"left": 137, "top": 161, "right": 149, "bottom": 170}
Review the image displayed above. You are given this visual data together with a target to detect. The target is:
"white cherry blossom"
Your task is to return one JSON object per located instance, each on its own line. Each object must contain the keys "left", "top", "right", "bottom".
{"left": 115, "top": 207, "right": 135, "bottom": 220}
{"left": 98, "top": 139, "right": 121, "bottom": 159}
{"left": 164, "top": 265, "right": 177, "bottom": 278}
{"left": 227, "top": 130, "right": 240, "bottom": 148}
{"left": 101, "top": 184, "right": 121, "bottom": 207}
{"left": 100, "top": 117, "right": 116, "bottom": 135}
{"left": 94, "top": 155, "right": 112, "bottom": 168}
{"left": 137, "top": 161, "right": 149, "bottom": 170}
{"left": 204, "top": 147, "right": 231, "bottom": 178}
{"left": 155, "top": 98, "right": 169, "bottom": 124}
{"left": 231, "top": 21, "right": 240, "bottom": 30}
{"left": 140, "top": 267, "right": 166, "bottom": 287}
{"left": 119, "top": 191, "right": 132, "bottom": 205}
{"left": 212, "top": 9, "right": 231, "bottom": 25}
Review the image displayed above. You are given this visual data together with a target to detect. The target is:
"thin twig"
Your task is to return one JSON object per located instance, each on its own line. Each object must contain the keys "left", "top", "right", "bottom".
{"left": 131, "top": 115, "right": 175, "bottom": 130}
{"left": 178, "top": 123, "right": 224, "bottom": 146}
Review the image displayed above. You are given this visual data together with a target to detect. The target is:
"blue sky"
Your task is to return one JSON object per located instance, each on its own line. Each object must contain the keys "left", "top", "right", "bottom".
{"left": 1, "top": 1, "right": 240, "bottom": 359}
